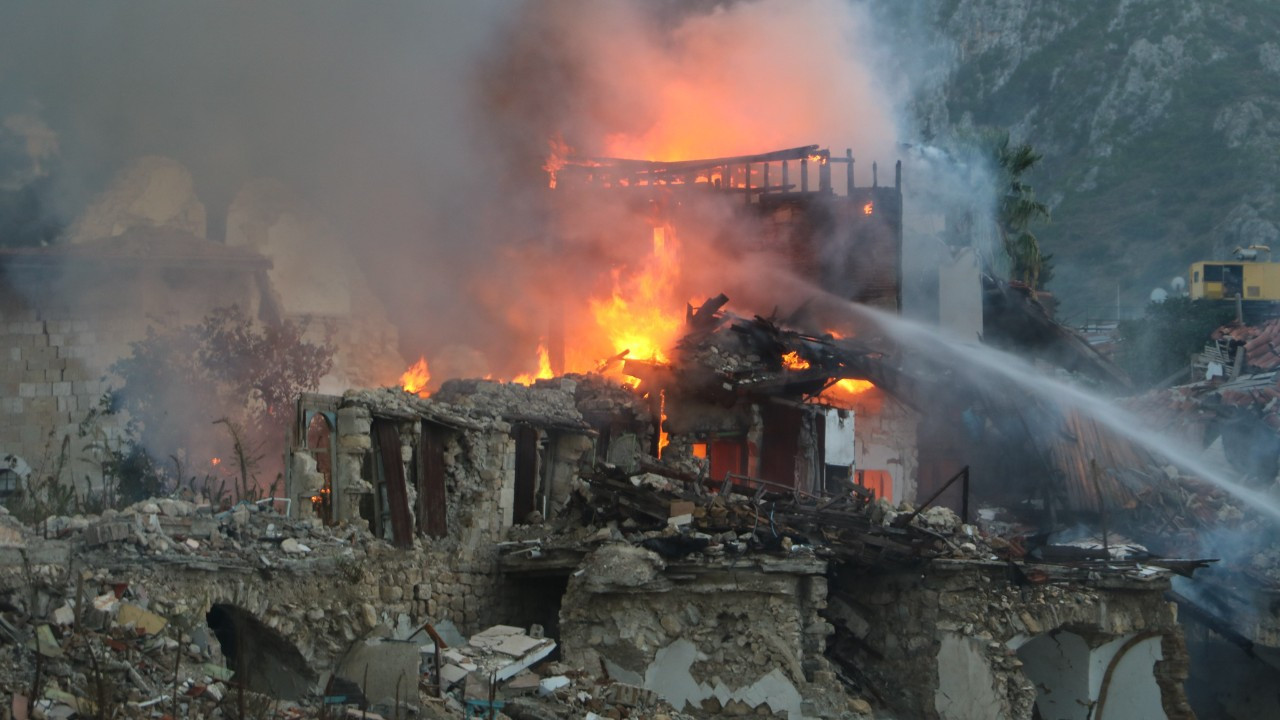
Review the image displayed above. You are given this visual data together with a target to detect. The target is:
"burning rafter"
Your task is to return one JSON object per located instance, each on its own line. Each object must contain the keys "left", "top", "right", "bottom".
{"left": 554, "top": 144, "right": 881, "bottom": 198}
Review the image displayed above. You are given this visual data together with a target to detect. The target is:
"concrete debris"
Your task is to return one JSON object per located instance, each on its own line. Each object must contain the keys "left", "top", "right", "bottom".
{"left": 116, "top": 603, "right": 168, "bottom": 635}
{"left": 0, "top": 303, "right": 1228, "bottom": 719}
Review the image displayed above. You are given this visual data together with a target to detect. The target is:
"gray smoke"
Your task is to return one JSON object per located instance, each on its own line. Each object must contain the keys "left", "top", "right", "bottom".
{"left": 0, "top": 0, "right": 996, "bottom": 378}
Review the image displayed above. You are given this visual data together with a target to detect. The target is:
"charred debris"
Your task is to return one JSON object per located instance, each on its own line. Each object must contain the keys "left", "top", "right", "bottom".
{"left": 0, "top": 293, "right": 1228, "bottom": 719}
{"left": 0, "top": 145, "right": 1246, "bottom": 718}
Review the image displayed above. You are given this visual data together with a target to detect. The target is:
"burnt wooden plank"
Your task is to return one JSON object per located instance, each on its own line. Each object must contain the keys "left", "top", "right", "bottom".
{"left": 513, "top": 424, "right": 539, "bottom": 523}
{"left": 373, "top": 420, "right": 414, "bottom": 548}
{"left": 418, "top": 422, "right": 448, "bottom": 538}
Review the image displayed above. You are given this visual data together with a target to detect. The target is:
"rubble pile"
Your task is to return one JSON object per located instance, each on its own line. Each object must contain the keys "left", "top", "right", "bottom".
{"left": 1213, "top": 318, "right": 1280, "bottom": 372}
{"left": 0, "top": 295, "right": 1230, "bottom": 719}
{"left": 828, "top": 557, "right": 1193, "bottom": 720}
{"left": 566, "top": 373, "right": 654, "bottom": 425}
{"left": 0, "top": 491, "right": 749, "bottom": 720}
{"left": 417, "top": 623, "right": 697, "bottom": 720}
{"left": 431, "top": 380, "right": 589, "bottom": 430}
{"left": 573, "top": 458, "right": 1002, "bottom": 567}
{"left": 44, "top": 497, "right": 366, "bottom": 563}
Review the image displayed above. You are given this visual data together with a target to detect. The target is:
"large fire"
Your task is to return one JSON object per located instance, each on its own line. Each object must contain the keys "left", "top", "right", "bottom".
{"left": 398, "top": 222, "right": 687, "bottom": 393}
{"left": 588, "top": 226, "right": 684, "bottom": 365}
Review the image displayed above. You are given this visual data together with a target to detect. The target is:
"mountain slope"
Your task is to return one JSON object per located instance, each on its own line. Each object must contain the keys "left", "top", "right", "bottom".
{"left": 875, "top": 0, "right": 1280, "bottom": 319}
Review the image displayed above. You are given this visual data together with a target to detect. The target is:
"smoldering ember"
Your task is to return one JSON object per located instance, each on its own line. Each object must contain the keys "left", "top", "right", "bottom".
{"left": 4, "top": 2, "right": 1280, "bottom": 720}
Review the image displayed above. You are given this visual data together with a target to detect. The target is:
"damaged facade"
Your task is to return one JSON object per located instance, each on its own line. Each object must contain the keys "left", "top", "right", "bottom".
{"left": 0, "top": 145, "right": 1229, "bottom": 720}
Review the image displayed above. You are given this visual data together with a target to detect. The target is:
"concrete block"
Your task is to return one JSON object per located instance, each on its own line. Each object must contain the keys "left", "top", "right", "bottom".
{"left": 29, "top": 396, "right": 55, "bottom": 414}
{"left": 52, "top": 381, "right": 71, "bottom": 397}
{"left": 116, "top": 603, "right": 168, "bottom": 635}
{"left": 82, "top": 521, "right": 133, "bottom": 546}
{"left": 339, "top": 433, "right": 371, "bottom": 451}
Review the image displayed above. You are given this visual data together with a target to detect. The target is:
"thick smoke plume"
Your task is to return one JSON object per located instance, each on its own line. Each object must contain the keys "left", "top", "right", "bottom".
{"left": 0, "top": 1, "right": 997, "bottom": 489}
{"left": 475, "top": 0, "right": 903, "bottom": 377}
{"left": 0, "top": 1, "right": 907, "bottom": 380}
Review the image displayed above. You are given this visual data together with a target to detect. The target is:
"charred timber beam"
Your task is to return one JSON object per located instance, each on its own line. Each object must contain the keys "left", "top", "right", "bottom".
{"left": 817, "top": 150, "right": 832, "bottom": 193}
{"left": 687, "top": 294, "right": 730, "bottom": 330}
{"left": 569, "top": 145, "right": 820, "bottom": 175}
{"left": 894, "top": 466, "right": 969, "bottom": 527}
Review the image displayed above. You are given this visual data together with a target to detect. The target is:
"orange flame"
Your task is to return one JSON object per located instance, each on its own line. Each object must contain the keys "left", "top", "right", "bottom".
{"left": 862, "top": 202, "right": 873, "bottom": 215}
{"left": 513, "top": 342, "right": 555, "bottom": 386}
{"left": 781, "top": 351, "right": 810, "bottom": 370}
{"left": 589, "top": 226, "right": 685, "bottom": 366}
{"left": 400, "top": 356, "right": 431, "bottom": 398}
{"left": 658, "top": 390, "right": 669, "bottom": 457}
{"left": 544, "top": 135, "right": 570, "bottom": 189}
{"left": 210, "top": 457, "right": 221, "bottom": 466}
{"left": 821, "top": 378, "right": 874, "bottom": 407}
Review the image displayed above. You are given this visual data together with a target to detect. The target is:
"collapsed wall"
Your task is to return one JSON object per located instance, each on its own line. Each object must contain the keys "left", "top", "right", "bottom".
{"left": 829, "top": 560, "right": 1194, "bottom": 720}
{"left": 558, "top": 545, "right": 844, "bottom": 719}
{"left": 0, "top": 499, "right": 443, "bottom": 708}
{"left": 0, "top": 344, "right": 1217, "bottom": 719}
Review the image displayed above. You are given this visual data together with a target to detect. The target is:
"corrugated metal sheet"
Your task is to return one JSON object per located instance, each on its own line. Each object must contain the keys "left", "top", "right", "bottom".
{"left": 1042, "top": 409, "right": 1160, "bottom": 513}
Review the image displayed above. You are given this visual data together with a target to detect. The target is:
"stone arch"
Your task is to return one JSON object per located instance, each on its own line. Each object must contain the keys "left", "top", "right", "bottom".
{"left": 306, "top": 412, "right": 336, "bottom": 524}
{"left": 1016, "top": 628, "right": 1167, "bottom": 720}
{"left": 206, "top": 603, "right": 317, "bottom": 700}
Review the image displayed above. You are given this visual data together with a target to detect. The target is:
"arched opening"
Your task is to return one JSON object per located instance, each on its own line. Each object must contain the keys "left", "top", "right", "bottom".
{"left": 1016, "top": 629, "right": 1167, "bottom": 720}
{"left": 206, "top": 603, "right": 317, "bottom": 700}
{"left": 1018, "top": 631, "right": 1092, "bottom": 720}
{"left": 306, "top": 413, "right": 335, "bottom": 524}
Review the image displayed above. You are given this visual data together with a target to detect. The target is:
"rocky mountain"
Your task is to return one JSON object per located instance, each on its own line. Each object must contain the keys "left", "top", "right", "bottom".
{"left": 874, "top": 0, "right": 1280, "bottom": 320}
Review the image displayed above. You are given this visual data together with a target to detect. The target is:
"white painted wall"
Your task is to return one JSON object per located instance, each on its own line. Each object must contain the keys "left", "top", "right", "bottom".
{"left": 935, "top": 633, "right": 1005, "bottom": 719}
{"left": 1018, "top": 631, "right": 1092, "bottom": 720}
{"left": 1093, "top": 635, "right": 1166, "bottom": 720}
{"left": 824, "top": 408, "right": 856, "bottom": 467}
{"left": 644, "top": 639, "right": 804, "bottom": 720}
{"left": 855, "top": 397, "right": 917, "bottom": 503}
{"left": 1017, "top": 631, "right": 1167, "bottom": 720}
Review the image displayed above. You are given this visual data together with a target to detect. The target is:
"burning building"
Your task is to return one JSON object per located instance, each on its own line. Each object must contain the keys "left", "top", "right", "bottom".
{"left": 0, "top": 2, "right": 1252, "bottom": 715}
{"left": 0, "top": 133, "right": 1227, "bottom": 719}
{"left": 267, "top": 287, "right": 1204, "bottom": 718}
{"left": 263, "top": 122, "right": 1218, "bottom": 712}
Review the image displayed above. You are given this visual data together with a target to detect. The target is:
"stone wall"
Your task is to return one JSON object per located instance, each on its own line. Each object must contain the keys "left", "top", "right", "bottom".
{"left": 828, "top": 560, "right": 1193, "bottom": 720}
{"left": 850, "top": 391, "right": 919, "bottom": 503}
{"left": 0, "top": 257, "right": 266, "bottom": 486}
{"left": 306, "top": 390, "right": 570, "bottom": 635}
{"left": 558, "top": 545, "right": 848, "bottom": 719}
{"left": 0, "top": 491, "right": 523, "bottom": 702}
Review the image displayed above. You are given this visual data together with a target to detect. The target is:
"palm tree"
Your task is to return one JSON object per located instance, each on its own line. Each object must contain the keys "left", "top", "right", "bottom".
{"left": 994, "top": 134, "right": 1052, "bottom": 289}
